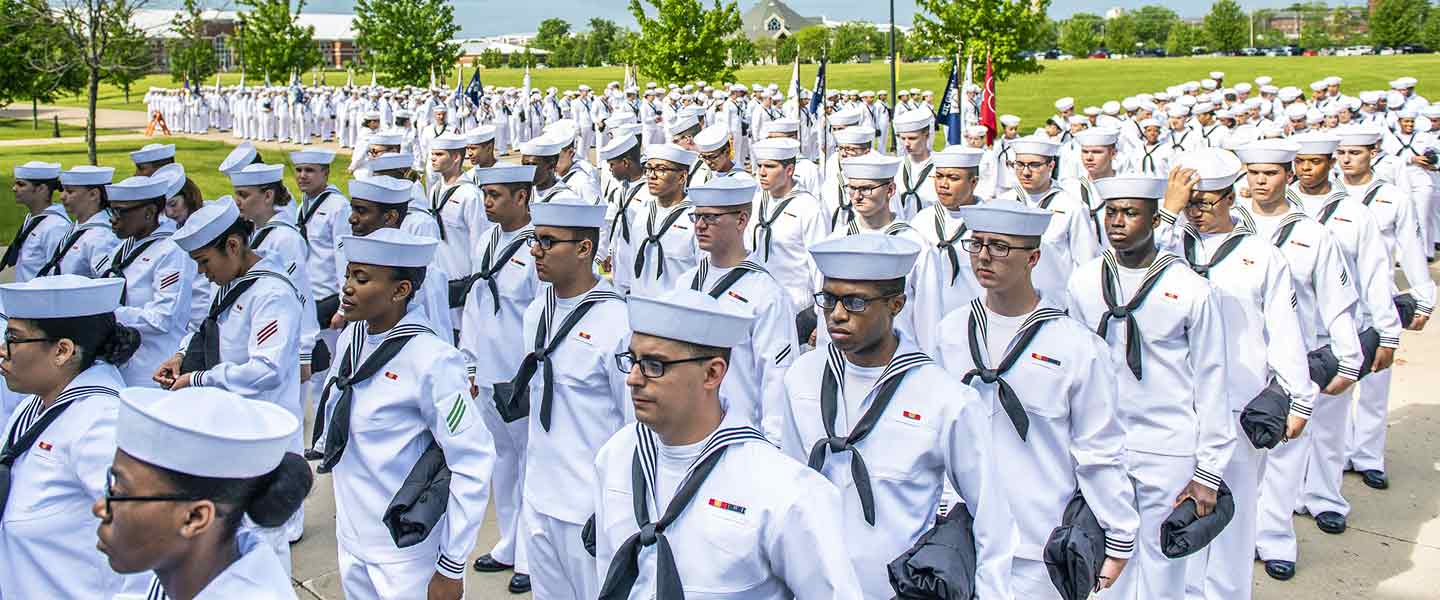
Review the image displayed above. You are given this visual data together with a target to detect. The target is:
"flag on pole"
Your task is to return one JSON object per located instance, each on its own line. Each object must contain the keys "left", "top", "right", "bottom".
{"left": 808, "top": 57, "right": 827, "bottom": 118}
{"left": 623, "top": 64, "right": 637, "bottom": 91}
{"left": 290, "top": 72, "right": 305, "bottom": 104}
{"left": 520, "top": 66, "right": 531, "bottom": 123}
{"left": 936, "top": 52, "right": 963, "bottom": 146}
{"left": 263, "top": 73, "right": 272, "bottom": 88}
{"left": 345, "top": 67, "right": 353, "bottom": 88}
{"left": 214, "top": 71, "right": 222, "bottom": 94}
{"left": 979, "top": 52, "right": 998, "bottom": 146}
{"left": 961, "top": 53, "right": 974, "bottom": 127}
{"left": 453, "top": 63, "right": 465, "bottom": 102}
{"left": 369, "top": 67, "right": 377, "bottom": 88}
{"left": 786, "top": 57, "right": 801, "bottom": 110}
{"left": 465, "top": 68, "right": 484, "bottom": 108}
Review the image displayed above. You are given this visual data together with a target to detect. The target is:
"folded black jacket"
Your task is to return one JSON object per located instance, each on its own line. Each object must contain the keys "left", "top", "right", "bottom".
{"left": 1161, "top": 481, "right": 1235, "bottom": 559}
{"left": 888, "top": 503, "right": 978, "bottom": 600}
{"left": 1044, "top": 492, "right": 1105, "bottom": 600}
{"left": 383, "top": 438, "right": 451, "bottom": 548}
{"left": 1240, "top": 381, "right": 1290, "bottom": 449}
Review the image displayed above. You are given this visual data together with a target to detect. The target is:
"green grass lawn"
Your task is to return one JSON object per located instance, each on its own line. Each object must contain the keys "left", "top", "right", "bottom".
{"left": 0, "top": 117, "right": 130, "bottom": 140}
{"left": 52, "top": 55, "right": 1440, "bottom": 130}
{"left": 0, "top": 138, "right": 351, "bottom": 237}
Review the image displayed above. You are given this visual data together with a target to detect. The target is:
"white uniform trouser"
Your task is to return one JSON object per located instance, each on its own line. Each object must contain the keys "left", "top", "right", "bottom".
{"left": 1097, "top": 450, "right": 1195, "bottom": 600}
{"left": 522, "top": 503, "right": 597, "bottom": 600}
{"left": 1302, "top": 390, "right": 1352, "bottom": 516}
{"left": 1185, "top": 427, "right": 1264, "bottom": 600}
{"left": 1012, "top": 557, "right": 1062, "bottom": 599}
{"left": 1255, "top": 408, "right": 1315, "bottom": 562}
{"left": 1346, "top": 368, "right": 1392, "bottom": 472}
{"left": 475, "top": 383, "right": 530, "bottom": 573}
{"left": 338, "top": 542, "right": 440, "bottom": 600}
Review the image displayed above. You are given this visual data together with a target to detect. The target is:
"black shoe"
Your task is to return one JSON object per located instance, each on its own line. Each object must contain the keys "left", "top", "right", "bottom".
{"left": 508, "top": 574, "right": 531, "bottom": 594}
{"left": 1315, "top": 511, "right": 1347, "bottom": 534}
{"left": 472, "top": 553, "right": 513, "bottom": 573}
{"left": 1265, "top": 560, "right": 1296, "bottom": 581}
{"left": 1361, "top": 469, "right": 1389, "bottom": 490}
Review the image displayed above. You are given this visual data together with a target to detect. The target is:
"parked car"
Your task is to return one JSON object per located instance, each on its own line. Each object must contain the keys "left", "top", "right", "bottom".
{"left": 1135, "top": 47, "right": 1167, "bottom": 57}
{"left": 1043, "top": 49, "right": 1062, "bottom": 59}
{"left": 1240, "top": 47, "right": 1261, "bottom": 56}
{"left": 1088, "top": 49, "right": 1110, "bottom": 59}
{"left": 1397, "top": 44, "right": 1433, "bottom": 54}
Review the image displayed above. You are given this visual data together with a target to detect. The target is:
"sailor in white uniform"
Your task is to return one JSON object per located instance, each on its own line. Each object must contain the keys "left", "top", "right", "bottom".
{"left": 510, "top": 201, "right": 630, "bottom": 600}
{"left": 291, "top": 149, "right": 351, "bottom": 348}
{"left": 908, "top": 146, "right": 989, "bottom": 355}
{"left": 156, "top": 198, "right": 306, "bottom": 571}
{"left": 935, "top": 203, "right": 1139, "bottom": 599}
{"left": 678, "top": 177, "right": 797, "bottom": 441}
{"left": 520, "top": 135, "right": 577, "bottom": 204}
{"left": 342, "top": 176, "right": 452, "bottom": 336}
{"left": 0, "top": 276, "right": 135, "bottom": 599}
{"left": 129, "top": 143, "right": 177, "bottom": 178}
{"left": 747, "top": 138, "right": 827, "bottom": 346}
{"left": 95, "top": 386, "right": 310, "bottom": 600}
{"left": 597, "top": 134, "right": 649, "bottom": 278}
{"left": 6, "top": 162, "right": 72, "bottom": 283}
{"left": 614, "top": 144, "right": 702, "bottom": 296}
{"left": 310, "top": 229, "right": 495, "bottom": 600}
{"left": 1059, "top": 127, "right": 1127, "bottom": 250}
{"left": 891, "top": 110, "right": 940, "bottom": 221}
{"left": 1067, "top": 176, "right": 1233, "bottom": 600}
{"left": 818, "top": 126, "right": 879, "bottom": 235}
{"left": 594, "top": 288, "right": 862, "bottom": 600}
{"left": 427, "top": 133, "right": 491, "bottom": 332}
{"left": 780, "top": 234, "right": 1016, "bottom": 599}
{"left": 95, "top": 176, "right": 195, "bottom": 389}
{"left": 43, "top": 165, "right": 120, "bottom": 277}
{"left": 693, "top": 124, "right": 751, "bottom": 181}
{"left": 995, "top": 136, "right": 1101, "bottom": 281}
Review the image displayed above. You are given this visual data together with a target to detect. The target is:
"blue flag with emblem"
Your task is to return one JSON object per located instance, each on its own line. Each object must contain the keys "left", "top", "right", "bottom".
{"left": 936, "top": 53, "right": 963, "bottom": 146}
{"left": 290, "top": 73, "right": 305, "bottom": 105}
{"left": 808, "top": 57, "right": 826, "bottom": 117}
{"left": 465, "top": 69, "right": 483, "bottom": 108}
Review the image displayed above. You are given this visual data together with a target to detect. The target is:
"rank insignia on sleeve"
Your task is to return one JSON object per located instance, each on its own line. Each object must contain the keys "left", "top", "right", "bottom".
{"left": 446, "top": 393, "right": 473, "bottom": 435}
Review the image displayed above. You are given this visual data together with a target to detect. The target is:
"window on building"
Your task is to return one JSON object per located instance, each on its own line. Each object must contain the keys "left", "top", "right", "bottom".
{"left": 767, "top": 17, "right": 782, "bottom": 32}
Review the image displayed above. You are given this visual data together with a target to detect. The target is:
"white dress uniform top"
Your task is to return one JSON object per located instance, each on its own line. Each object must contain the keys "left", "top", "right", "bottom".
{"left": 615, "top": 144, "right": 702, "bottom": 296}
{"left": 782, "top": 235, "right": 1017, "bottom": 600}
{"left": 745, "top": 138, "right": 828, "bottom": 316}
{"left": 97, "top": 177, "right": 196, "bottom": 388}
{"left": 171, "top": 198, "right": 305, "bottom": 566}
{"left": 597, "top": 135, "right": 650, "bottom": 267}
{"left": 933, "top": 204, "right": 1139, "bottom": 598}
{"left": 995, "top": 137, "right": 1101, "bottom": 276}
{"left": 514, "top": 200, "right": 631, "bottom": 600}
{"left": 110, "top": 386, "right": 301, "bottom": 600}
{"left": 426, "top": 133, "right": 492, "bottom": 301}
{"left": 311, "top": 231, "right": 495, "bottom": 598}
{"left": 0, "top": 277, "right": 127, "bottom": 600}
{"left": 342, "top": 176, "right": 452, "bottom": 336}
{"left": 891, "top": 111, "right": 940, "bottom": 221}
{"left": 44, "top": 166, "right": 120, "bottom": 277}
{"left": 229, "top": 165, "right": 321, "bottom": 368}
{"left": 290, "top": 149, "right": 352, "bottom": 307}
{"left": 1066, "top": 176, "right": 1233, "bottom": 600}
{"left": 7, "top": 162, "right": 72, "bottom": 283}
{"left": 594, "top": 291, "right": 862, "bottom": 600}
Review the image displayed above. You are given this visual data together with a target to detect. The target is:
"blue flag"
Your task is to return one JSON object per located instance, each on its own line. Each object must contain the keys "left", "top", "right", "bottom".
{"left": 936, "top": 54, "right": 963, "bottom": 146}
{"left": 290, "top": 74, "right": 305, "bottom": 105}
{"left": 809, "top": 58, "right": 826, "bottom": 117}
{"left": 466, "top": 69, "right": 484, "bottom": 107}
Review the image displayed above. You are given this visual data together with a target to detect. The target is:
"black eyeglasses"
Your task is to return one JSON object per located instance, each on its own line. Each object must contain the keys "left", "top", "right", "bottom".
{"left": 1011, "top": 160, "right": 1053, "bottom": 172}
{"left": 525, "top": 236, "right": 583, "bottom": 250}
{"left": 644, "top": 166, "right": 685, "bottom": 176}
{"left": 813, "top": 291, "right": 898, "bottom": 312}
{"left": 103, "top": 470, "right": 203, "bottom": 517}
{"left": 960, "top": 239, "right": 1038, "bottom": 257}
{"left": 846, "top": 184, "right": 887, "bottom": 197}
{"left": 3, "top": 334, "right": 54, "bottom": 357}
{"left": 688, "top": 210, "right": 742, "bottom": 225}
{"left": 614, "top": 351, "right": 718, "bottom": 378}
{"left": 1185, "top": 197, "right": 1227, "bottom": 212}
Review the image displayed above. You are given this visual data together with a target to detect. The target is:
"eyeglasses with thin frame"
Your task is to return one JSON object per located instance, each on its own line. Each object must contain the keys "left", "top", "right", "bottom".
{"left": 102, "top": 469, "right": 204, "bottom": 518}
{"left": 525, "top": 236, "right": 583, "bottom": 251}
{"left": 1011, "top": 160, "right": 1053, "bottom": 172}
{"left": 3, "top": 333, "right": 54, "bottom": 358}
{"left": 960, "top": 239, "right": 1038, "bottom": 257}
{"left": 614, "top": 351, "right": 718, "bottom": 378}
{"left": 813, "top": 291, "right": 898, "bottom": 312}
{"left": 688, "top": 210, "right": 742, "bottom": 225}
{"left": 1185, "top": 197, "right": 1227, "bottom": 212}
{"left": 699, "top": 149, "right": 728, "bottom": 162}
{"left": 643, "top": 165, "right": 685, "bottom": 176}
{"left": 846, "top": 184, "right": 887, "bottom": 197}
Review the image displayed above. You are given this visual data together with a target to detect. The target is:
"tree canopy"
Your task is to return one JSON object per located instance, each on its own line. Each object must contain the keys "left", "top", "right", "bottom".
{"left": 353, "top": 0, "right": 461, "bottom": 87}
{"left": 625, "top": 0, "right": 744, "bottom": 85}
{"left": 911, "top": 0, "right": 1052, "bottom": 80}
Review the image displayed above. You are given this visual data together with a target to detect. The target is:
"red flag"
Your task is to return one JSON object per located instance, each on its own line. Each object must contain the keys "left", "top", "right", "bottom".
{"left": 979, "top": 52, "right": 998, "bottom": 146}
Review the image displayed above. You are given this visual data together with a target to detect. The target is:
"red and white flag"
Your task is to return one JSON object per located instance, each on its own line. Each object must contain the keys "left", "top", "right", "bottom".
{"left": 979, "top": 52, "right": 998, "bottom": 146}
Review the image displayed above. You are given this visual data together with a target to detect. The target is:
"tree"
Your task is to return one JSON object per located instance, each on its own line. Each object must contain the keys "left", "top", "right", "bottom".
{"left": 167, "top": 0, "right": 216, "bottom": 85}
{"left": 626, "top": 0, "right": 743, "bottom": 85}
{"left": 1132, "top": 5, "right": 1179, "bottom": 48}
{"left": 478, "top": 48, "right": 505, "bottom": 69}
{"left": 912, "top": 0, "right": 1053, "bottom": 80}
{"left": 1031, "top": 18, "right": 1059, "bottom": 51}
{"left": 353, "top": 0, "right": 460, "bottom": 87}
{"left": 1059, "top": 13, "right": 1103, "bottom": 55}
{"left": 585, "top": 18, "right": 623, "bottom": 66}
{"left": 830, "top": 22, "right": 875, "bottom": 62}
{"left": 1300, "top": 22, "right": 1332, "bottom": 50}
{"left": 793, "top": 25, "right": 831, "bottom": 62}
{"left": 776, "top": 35, "right": 799, "bottom": 64}
{"left": 237, "top": 0, "right": 322, "bottom": 82}
{"left": 1370, "top": 0, "right": 1429, "bottom": 47}
{"left": 29, "top": 0, "right": 142, "bottom": 162}
{"left": 1425, "top": 7, "right": 1440, "bottom": 51}
{"left": 753, "top": 35, "right": 777, "bottom": 64}
{"left": 531, "top": 18, "right": 572, "bottom": 51}
{"left": 1106, "top": 13, "right": 1139, "bottom": 54}
{"left": 1165, "top": 22, "right": 1208, "bottom": 56}
{"left": 103, "top": 0, "right": 151, "bottom": 103}
{"left": 1204, "top": 0, "right": 1248, "bottom": 53}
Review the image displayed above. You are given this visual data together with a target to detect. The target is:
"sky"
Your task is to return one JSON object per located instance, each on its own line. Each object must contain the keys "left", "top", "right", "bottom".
{"left": 151, "top": 0, "right": 1375, "bottom": 37}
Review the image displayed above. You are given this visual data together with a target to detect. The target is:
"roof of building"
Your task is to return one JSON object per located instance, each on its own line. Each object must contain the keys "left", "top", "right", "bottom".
{"left": 741, "top": 0, "right": 821, "bottom": 38}
{"left": 131, "top": 8, "right": 357, "bottom": 40}
{"left": 456, "top": 39, "right": 551, "bottom": 56}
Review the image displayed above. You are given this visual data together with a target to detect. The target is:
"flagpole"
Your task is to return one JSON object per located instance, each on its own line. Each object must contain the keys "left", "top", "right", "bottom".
{"left": 888, "top": 0, "right": 897, "bottom": 154}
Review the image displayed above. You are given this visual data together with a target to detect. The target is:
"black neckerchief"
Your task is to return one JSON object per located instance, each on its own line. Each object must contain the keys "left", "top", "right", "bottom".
{"left": 1141, "top": 144, "right": 1162, "bottom": 173}
{"left": 608, "top": 180, "right": 643, "bottom": 245}
{"left": 429, "top": 182, "right": 464, "bottom": 241}
{"left": 751, "top": 191, "right": 797, "bottom": 261}
{"left": 1181, "top": 220, "right": 1253, "bottom": 279}
{"left": 298, "top": 189, "right": 336, "bottom": 242}
{"left": 451, "top": 225, "right": 534, "bottom": 310}
{"left": 933, "top": 207, "right": 969, "bottom": 284}
{"left": 960, "top": 299, "right": 1066, "bottom": 441}
{"left": 1096, "top": 250, "right": 1181, "bottom": 380}
{"left": 38, "top": 219, "right": 110, "bottom": 277}
{"left": 312, "top": 322, "right": 433, "bottom": 473}
{"left": 688, "top": 258, "right": 766, "bottom": 298}
{"left": 899, "top": 161, "right": 934, "bottom": 214}
{"left": 1, "top": 213, "right": 52, "bottom": 270}
{"left": 103, "top": 230, "right": 173, "bottom": 304}
{"left": 633, "top": 200, "right": 692, "bottom": 280}
{"left": 181, "top": 269, "right": 296, "bottom": 374}
{"left": 507, "top": 286, "right": 624, "bottom": 431}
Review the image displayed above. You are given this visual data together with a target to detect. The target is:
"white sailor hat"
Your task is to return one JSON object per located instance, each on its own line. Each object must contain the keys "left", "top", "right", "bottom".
{"left": 362, "top": 111, "right": 382, "bottom": 121}
{"left": 1166, "top": 104, "right": 1190, "bottom": 118}
{"left": 964, "top": 125, "right": 989, "bottom": 138}
{"left": 1278, "top": 87, "right": 1302, "bottom": 101}
{"left": 1309, "top": 80, "right": 1326, "bottom": 92}
{"left": 228, "top": 163, "right": 284, "bottom": 187}
{"left": 520, "top": 135, "right": 566, "bottom": 157}
{"left": 1201, "top": 79, "right": 1217, "bottom": 90}
{"left": 893, "top": 110, "right": 934, "bottom": 133}
{"left": 1235, "top": 139, "right": 1299, "bottom": 165}
{"left": 218, "top": 142, "right": 257, "bottom": 174}
{"left": 117, "top": 387, "right": 298, "bottom": 480}
{"left": 668, "top": 114, "right": 701, "bottom": 138}
{"left": 1174, "top": 148, "right": 1243, "bottom": 192}
{"left": 1102, "top": 100, "right": 1122, "bottom": 115}
{"left": 348, "top": 176, "right": 412, "bottom": 205}
{"left": 958, "top": 201, "right": 1053, "bottom": 237}
{"left": 932, "top": 146, "right": 985, "bottom": 168}
{"left": 342, "top": 228, "right": 437, "bottom": 268}
{"left": 1335, "top": 125, "right": 1383, "bottom": 147}
{"left": 688, "top": 176, "right": 756, "bottom": 207}
{"left": 1000, "top": 114, "right": 1021, "bottom": 127}
{"left": 644, "top": 144, "right": 698, "bottom": 167}
{"left": 153, "top": 163, "right": 187, "bottom": 198}
{"left": 1193, "top": 102, "right": 1216, "bottom": 114}
{"left": 367, "top": 153, "right": 414, "bottom": 173}
{"left": 610, "top": 123, "right": 643, "bottom": 140}
{"left": 1322, "top": 103, "right": 1343, "bottom": 117}
{"left": 1215, "top": 108, "right": 1235, "bottom": 120}
{"left": 1305, "top": 109, "right": 1324, "bottom": 124}
{"left": 130, "top": 143, "right": 176, "bottom": 164}
{"left": 1234, "top": 82, "right": 1253, "bottom": 93}
{"left": 289, "top": 148, "right": 336, "bottom": 165}
{"left": 1324, "top": 75, "right": 1341, "bottom": 86}
{"left": 600, "top": 134, "right": 640, "bottom": 160}
{"left": 897, "top": 89, "right": 910, "bottom": 96}
{"left": 1083, "top": 106, "right": 1101, "bottom": 117}
{"left": 1254, "top": 75, "right": 1273, "bottom": 86}
{"left": 465, "top": 125, "right": 497, "bottom": 145}
{"left": 532, "top": 200, "right": 606, "bottom": 229}
{"left": 830, "top": 107, "right": 865, "bottom": 126}
{"left": 1074, "top": 126, "right": 1120, "bottom": 147}
{"left": 431, "top": 133, "right": 468, "bottom": 151}
{"left": 1391, "top": 78, "right": 1416, "bottom": 89}
{"left": 1008, "top": 136, "right": 1061, "bottom": 157}
{"left": 860, "top": 90, "right": 875, "bottom": 98}
{"left": 107, "top": 175, "right": 169, "bottom": 202}
{"left": 1182, "top": 81, "right": 1200, "bottom": 92}
{"left": 693, "top": 124, "right": 731, "bottom": 152}
{"left": 810, "top": 234, "right": 920, "bottom": 281}
{"left": 1066, "top": 115, "right": 1088, "bottom": 126}
{"left": 474, "top": 165, "right": 536, "bottom": 186}
{"left": 395, "top": 109, "right": 415, "bottom": 120}
{"left": 1095, "top": 175, "right": 1167, "bottom": 201}
{"left": 764, "top": 117, "right": 800, "bottom": 134}
{"left": 0, "top": 275, "right": 125, "bottom": 318}
{"left": 840, "top": 153, "right": 901, "bottom": 180}
{"left": 835, "top": 125, "right": 875, "bottom": 146}
{"left": 544, "top": 119, "right": 580, "bottom": 142}
{"left": 1423, "top": 105, "right": 1440, "bottom": 119}
{"left": 1386, "top": 91, "right": 1406, "bottom": 107}
{"left": 1054, "top": 97, "right": 1075, "bottom": 110}
{"left": 751, "top": 137, "right": 800, "bottom": 161}
{"left": 172, "top": 197, "right": 240, "bottom": 251}
{"left": 1176, "top": 95, "right": 1197, "bottom": 108}
{"left": 431, "top": 103, "right": 448, "bottom": 114}
{"left": 1260, "top": 84, "right": 1279, "bottom": 95}
{"left": 631, "top": 286, "right": 756, "bottom": 348}
{"left": 56, "top": 164, "right": 109, "bottom": 186}
{"left": 1209, "top": 71, "right": 1225, "bottom": 79}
